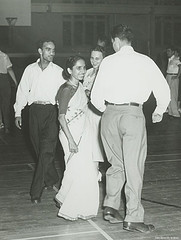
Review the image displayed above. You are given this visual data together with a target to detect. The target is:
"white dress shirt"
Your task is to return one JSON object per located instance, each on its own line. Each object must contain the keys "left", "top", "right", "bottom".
{"left": 167, "top": 55, "right": 181, "bottom": 74}
{"left": 14, "top": 59, "right": 65, "bottom": 117}
{"left": 91, "top": 46, "right": 170, "bottom": 115}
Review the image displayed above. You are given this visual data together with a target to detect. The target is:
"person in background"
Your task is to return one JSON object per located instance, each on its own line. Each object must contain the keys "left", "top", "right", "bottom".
{"left": 97, "top": 34, "right": 113, "bottom": 56}
{"left": 166, "top": 46, "right": 181, "bottom": 117}
{"left": 14, "top": 39, "right": 65, "bottom": 204}
{"left": 83, "top": 45, "right": 105, "bottom": 175}
{"left": 0, "top": 109, "right": 4, "bottom": 129}
{"left": 176, "top": 48, "right": 181, "bottom": 112}
{"left": 54, "top": 56, "right": 99, "bottom": 221}
{"left": 91, "top": 24, "right": 170, "bottom": 233}
{"left": 97, "top": 34, "right": 107, "bottom": 49}
{"left": 0, "top": 49, "right": 17, "bottom": 133}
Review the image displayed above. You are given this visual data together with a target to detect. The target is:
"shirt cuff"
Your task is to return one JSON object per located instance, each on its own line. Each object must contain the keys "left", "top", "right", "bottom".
{"left": 14, "top": 106, "right": 22, "bottom": 117}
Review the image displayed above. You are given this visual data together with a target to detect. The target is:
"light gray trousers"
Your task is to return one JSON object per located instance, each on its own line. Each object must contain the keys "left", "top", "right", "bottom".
{"left": 166, "top": 74, "right": 180, "bottom": 117}
{"left": 101, "top": 104, "right": 147, "bottom": 222}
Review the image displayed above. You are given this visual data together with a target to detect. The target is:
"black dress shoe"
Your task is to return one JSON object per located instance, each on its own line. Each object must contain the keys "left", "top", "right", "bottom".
{"left": 31, "top": 198, "right": 41, "bottom": 204}
{"left": 103, "top": 206, "right": 123, "bottom": 224}
{"left": 123, "top": 221, "right": 155, "bottom": 233}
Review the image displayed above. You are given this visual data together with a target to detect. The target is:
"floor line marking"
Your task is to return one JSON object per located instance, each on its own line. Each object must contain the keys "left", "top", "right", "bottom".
{"left": 0, "top": 163, "right": 35, "bottom": 167}
{"left": 142, "top": 197, "right": 181, "bottom": 209}
{"left": 27, "top": 163, "right": 34, "bottom": 170}
{"left": 52, "top": 185, "right": 59, "bottom": 193}
{"left": 148, "top": 153, "right": 181, "bottom": 156}
{"left": 88, "top": 219, "right": 114, "bottom": 240}
{"left": 147, "top": 159, "right": 181, "bottom": 163}
{"left": 0, "top": 136, "right": 8, "bottom": 145}
{"left": 11, "top": 230, "right": 98, "bottom": 240}
{"left": 1, "top": 157, "right": 181, "bottom": 168}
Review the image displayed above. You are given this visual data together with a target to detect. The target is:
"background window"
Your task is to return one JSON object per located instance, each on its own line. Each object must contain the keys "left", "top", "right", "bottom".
{"left": 62, "top": 15, "right": 108, "bottom": 48}
{"left": 155, "top": 16, "right": 181, "bottom": 47}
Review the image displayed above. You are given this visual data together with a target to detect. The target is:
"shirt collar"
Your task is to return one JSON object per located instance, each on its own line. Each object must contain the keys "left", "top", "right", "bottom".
{"left": 169, "top": 55, "right": 175, "bottom": 61}
{"left": 117, "top": 45, "right": 134, "bottom": 54}
{"left": 36, "top": 58, "right": 54, "bottom": 67}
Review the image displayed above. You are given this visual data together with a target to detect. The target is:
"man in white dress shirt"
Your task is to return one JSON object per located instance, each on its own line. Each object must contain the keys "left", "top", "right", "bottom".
{"left": 91, "top": 24, "right": 170, "bottom": 233}
{"left": 14, "top": 39, "right": 65, "bottom": 203}
{"left": 0, "top": 49, "right": 17, "bottom": 133}
{"left": 166, "top": 46, "right": 181, "bottom": 117}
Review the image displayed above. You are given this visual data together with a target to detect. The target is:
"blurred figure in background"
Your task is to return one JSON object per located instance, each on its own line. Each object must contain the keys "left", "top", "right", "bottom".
{"left": 174, "top": 47, "right": 181, "bottom": 112}
{"left": 0, "top": 109, "right": 4, "bottom": 129}
{"left": 166, "top": 46, "right": 181, "bottom": 118}
{"left": 0, "top": 49, "right": 17, "bottom": 133}
{"left": 97, "top": 34, "right": 107, "bottom": 49}
{"left": 97, "top": 34, "right": 113, "bottom": 56}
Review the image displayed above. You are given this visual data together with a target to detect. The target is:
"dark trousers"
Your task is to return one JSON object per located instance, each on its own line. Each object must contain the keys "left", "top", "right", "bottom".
{"left": 0, "top": 74, "right": 11, "bottom": 128}
{"left": 29, "top": 103, "right": 59, "bottom": 199}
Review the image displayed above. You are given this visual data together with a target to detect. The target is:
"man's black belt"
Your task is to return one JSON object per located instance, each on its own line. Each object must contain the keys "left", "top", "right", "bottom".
{"left": 106, "top": 102, "right": 140, "bottom": 107}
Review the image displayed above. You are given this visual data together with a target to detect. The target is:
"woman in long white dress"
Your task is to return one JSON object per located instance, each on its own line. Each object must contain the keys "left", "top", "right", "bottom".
{"left": 55, "top": 56, "right": 99, "bottom": 221}
{"left": 83, "top": 46, "right": 105, "bottom": 165}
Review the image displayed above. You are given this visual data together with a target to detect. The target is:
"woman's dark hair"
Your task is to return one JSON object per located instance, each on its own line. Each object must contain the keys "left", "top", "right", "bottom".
{"left": 111, "top": 24, "right": 134, "bottom": 43}
{"left": 62, "top": 55, "right": 85, "bottom": 80}
{"left": 90, "top": 45, "right": 106, "bottom": 58}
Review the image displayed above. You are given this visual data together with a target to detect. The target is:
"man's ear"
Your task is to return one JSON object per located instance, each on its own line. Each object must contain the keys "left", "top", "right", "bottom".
{"left": 38, "top": 48, "right": 42, "bottom": 55}
{"left": 114, "top": 37, "right": 120, "bottom": 45}
{"left": 67, "top": 68, "right": 72, "bottom": 75}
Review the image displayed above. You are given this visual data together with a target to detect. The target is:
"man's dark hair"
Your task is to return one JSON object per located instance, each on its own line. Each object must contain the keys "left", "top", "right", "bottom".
{"left": 36, "top": 38, "right": 55, "bottom": 50}
{"left": 166, "top": 45, "right": 181, "bottom": 54}
{"left": 111, "top": 24, "right": 134, "bottom": 43}
{"left": 166, "top": 45, "right": 176, "bottom": 51}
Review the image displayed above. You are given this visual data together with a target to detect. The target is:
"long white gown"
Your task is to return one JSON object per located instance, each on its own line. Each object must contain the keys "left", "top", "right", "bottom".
{"left": 55, "top": 83, "right": 99, "bottom": 220}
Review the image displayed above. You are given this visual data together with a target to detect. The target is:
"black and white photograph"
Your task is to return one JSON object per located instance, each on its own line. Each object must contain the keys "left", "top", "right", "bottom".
{"left": 0, "top": 0, "right": 181, "bottom": 239}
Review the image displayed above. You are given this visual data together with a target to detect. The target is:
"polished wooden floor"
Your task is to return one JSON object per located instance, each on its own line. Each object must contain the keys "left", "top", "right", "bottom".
{"left": 0, "top": 106, "right": 181, "bottom": 240}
